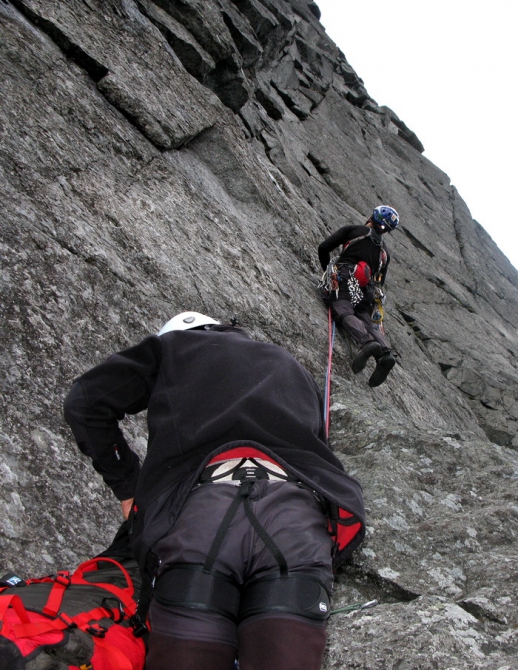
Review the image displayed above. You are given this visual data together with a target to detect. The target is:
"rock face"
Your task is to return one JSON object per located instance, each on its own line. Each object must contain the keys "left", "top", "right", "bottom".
{"left": 1, "top": 0, "right": 517, "bottom": 666}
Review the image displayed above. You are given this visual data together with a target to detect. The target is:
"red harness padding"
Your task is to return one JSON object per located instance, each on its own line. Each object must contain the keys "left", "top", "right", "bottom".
{"left": 0, "top": 557, "right": 145, "bottom": 670}
{"left": 327, "top": 505, "right": 363, "bottom": 552}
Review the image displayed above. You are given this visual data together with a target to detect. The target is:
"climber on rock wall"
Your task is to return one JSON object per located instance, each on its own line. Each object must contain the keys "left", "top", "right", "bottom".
{"left": 64, "top": 312, "right": 365, "bottom": 670}
{"left": 318, "top": 205, "right": 399, "bottom": 387}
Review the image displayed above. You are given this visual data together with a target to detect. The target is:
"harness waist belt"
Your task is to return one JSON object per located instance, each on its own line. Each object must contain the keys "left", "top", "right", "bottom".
{"left": 201, "top": 457, "right": 288, "bottom": 484}
{"left": 200, "top": 448, "right": 290, "bottom": 485}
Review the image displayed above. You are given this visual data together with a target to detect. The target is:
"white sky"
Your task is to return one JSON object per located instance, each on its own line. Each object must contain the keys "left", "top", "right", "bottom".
{"left": 316, "top": 0, "right": 518, "bottom": 270}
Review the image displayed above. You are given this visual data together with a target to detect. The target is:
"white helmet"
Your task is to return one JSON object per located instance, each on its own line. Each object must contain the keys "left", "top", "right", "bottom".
{"left": 157, "top": 311, "right": 220, "bottom": 336}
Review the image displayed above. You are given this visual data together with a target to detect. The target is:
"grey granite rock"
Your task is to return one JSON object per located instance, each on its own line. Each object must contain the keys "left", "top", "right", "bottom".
{"left": 1, "top": 0, "right": 517, "bottom": 666}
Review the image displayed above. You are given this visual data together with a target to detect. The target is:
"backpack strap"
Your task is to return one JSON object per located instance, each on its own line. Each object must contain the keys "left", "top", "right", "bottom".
{"left": 9, "top": 604, "right": 121, "bottom": 638}
{"left": 42, "top": 571, "right": 71, "bottom": 617}
{"left": 39, "top": 558, "right": 136, "bottom": 619}
{"left": 71, "top": 557, "right": 137, "bottom": 616}
{"left": 3, "top": 558, "right": 138, "bottom": 640}
{"left": 0, "top": 595, "right": 32, "bottom": 632}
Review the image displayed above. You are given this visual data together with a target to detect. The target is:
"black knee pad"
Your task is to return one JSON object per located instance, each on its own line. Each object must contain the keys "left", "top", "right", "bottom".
{"left": 239, "top": 573, "right": 330, "bottom": 622}
{"left": 153, "top": 564, "right": 241, "bottom": 622}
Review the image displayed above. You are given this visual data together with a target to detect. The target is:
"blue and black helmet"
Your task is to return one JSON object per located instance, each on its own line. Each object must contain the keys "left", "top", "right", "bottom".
{"left": 372, "top": 205, "right": 399, "bottom": 231}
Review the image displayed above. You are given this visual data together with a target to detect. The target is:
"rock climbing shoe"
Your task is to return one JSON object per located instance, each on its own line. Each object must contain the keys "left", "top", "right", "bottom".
{"left": 368, "top": 353, "right": 396, "bottom": 387}
{"left": 351, "top": 341, "right": 383, "bottom": 374}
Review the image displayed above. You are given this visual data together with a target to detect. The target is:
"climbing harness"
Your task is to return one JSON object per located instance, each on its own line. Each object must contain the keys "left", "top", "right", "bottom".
{"left": 323, "top": 308, "right": 335, "bottom": 437}
{"left": 154, "top": 454, "right": 331, "bottom": 624}
{"left": 199, "top": 456, "right": 289, "bottom": 484}
{"left": 318, "top": 237, "right": 373, "bottom": 302}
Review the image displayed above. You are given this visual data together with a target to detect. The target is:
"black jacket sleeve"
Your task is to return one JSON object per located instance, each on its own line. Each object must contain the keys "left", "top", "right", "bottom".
{"left": 318, "top": 226, "right": 354, "bottom": 270}
{"left": 63, "top": 336, "right": 162, "bottom": 500}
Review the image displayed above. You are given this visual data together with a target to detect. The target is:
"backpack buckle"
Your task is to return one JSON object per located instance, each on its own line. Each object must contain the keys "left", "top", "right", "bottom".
{"left": 57, "top": 611, "right": 77, "bottom": 628}
{"left": 55, "top": 572, "right": 71, "bottom": 587}
{"left": 101, "top": 597, "right": 124, "bottom": 623}
{"left": 86, "top": 622, "right": 108, "bottom": 638}
{"left": 128, "top": 613, "right": 148, "bottom": 638}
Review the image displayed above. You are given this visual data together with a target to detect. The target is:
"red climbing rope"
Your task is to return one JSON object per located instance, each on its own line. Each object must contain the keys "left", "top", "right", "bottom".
{"left": 323, "top": 307, "right": 336, "bottom": 437}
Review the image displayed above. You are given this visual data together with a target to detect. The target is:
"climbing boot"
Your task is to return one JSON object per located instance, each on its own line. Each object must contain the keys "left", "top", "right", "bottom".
{"left": 368, "top": 353, "right": 396, "bottom": 387}
{"left": 351, "top": 341, "right": 383, "bottom": 374}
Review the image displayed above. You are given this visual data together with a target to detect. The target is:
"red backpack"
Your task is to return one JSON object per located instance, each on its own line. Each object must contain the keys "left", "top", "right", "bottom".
{"left": 0, "top": 555, "right": 146, "bottom": 670}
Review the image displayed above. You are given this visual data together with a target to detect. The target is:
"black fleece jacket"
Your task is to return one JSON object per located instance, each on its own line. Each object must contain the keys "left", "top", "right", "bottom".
{"left": 64, "top": 326, "right": 365, "bottom": 566}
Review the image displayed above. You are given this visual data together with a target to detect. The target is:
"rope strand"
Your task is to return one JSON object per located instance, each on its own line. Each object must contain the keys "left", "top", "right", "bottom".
{"left": 323, "top": 307, "right": 335, "bottom": 437}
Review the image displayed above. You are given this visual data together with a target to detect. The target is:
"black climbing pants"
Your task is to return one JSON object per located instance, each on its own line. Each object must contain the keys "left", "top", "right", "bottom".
{"left": 331, "top": 295, "right": 389, "bottom": 351}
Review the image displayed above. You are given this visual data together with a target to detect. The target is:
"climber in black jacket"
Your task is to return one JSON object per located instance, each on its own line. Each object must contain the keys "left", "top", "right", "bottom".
{"left": 64, "top": 312, "right": 365, "bottom": 670}
{"left": 318, "top": 205, "right": 399, "bottom": 387}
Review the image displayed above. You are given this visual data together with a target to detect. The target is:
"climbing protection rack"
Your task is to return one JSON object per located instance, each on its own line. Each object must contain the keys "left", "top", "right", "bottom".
{"left": 318, "top": 256, "right": 340, "bottom": 301}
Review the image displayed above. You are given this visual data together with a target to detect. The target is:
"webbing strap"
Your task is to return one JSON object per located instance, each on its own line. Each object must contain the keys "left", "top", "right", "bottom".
{"left": 341, "top": 231, "right": 372, "bottom": 252}
{"left": 71, "top": 558, "right": 136, "bottom": 615}
{"left": 0, "top": 595, "right": 32, "bottom": 631}
{"left": 154, "top": 566, "right": 240, "bottom": 622}
{"left": 20, "top": 558, "right": 137, "bottom": 621}
{"left": 242, "top": 495, "right": 288, "bottom": 575}
{"left": 42, "top": 573, "right": 70, "bottom": 617}
{"left": 203, "top": 483, "right": 250, "bottom": 573}
{"left": 12, "top": 605, "right": 119, "bottom": 638}
{"left": 203, "top": 481, "right": 288, "bottom": 575}
{"left": 240, "top": 573, "right": 330, "bottom": 621}
{"left": 248, "top": 458, "right": 290, "bottom": 482}
{"left": 202, "top": 458, "right": 291, "bottom": 485}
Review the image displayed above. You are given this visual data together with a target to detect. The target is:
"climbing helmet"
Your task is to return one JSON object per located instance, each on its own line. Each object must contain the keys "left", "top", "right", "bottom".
{"left": 158, "top": 311, "right": 220, "bottom": 335}
{"left": 372, "top": 205, "right": 399, "bottom": 231}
